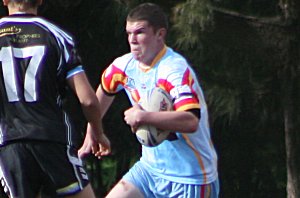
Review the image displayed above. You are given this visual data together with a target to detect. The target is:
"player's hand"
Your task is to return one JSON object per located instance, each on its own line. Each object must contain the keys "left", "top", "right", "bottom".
{"left": 124, "top": 103, "right": 144, "bottom": 132}
{"left": 93, "top": 133, "right": 111, "bottom": 159}
{"left": 78, "top": 126, "right": 111, "bottom": 159}
{"left": 78, "top": 131, "right": 92, "bottom": 158}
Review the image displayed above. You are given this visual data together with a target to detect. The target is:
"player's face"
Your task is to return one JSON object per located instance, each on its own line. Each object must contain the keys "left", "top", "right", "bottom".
{"left": 126, "top": 20, "right": 164, "bottom": 65}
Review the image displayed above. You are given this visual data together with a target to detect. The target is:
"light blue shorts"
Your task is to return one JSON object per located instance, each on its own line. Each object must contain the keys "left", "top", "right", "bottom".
{"left": 123, "top": 161, "right": 219, "bottom": 198}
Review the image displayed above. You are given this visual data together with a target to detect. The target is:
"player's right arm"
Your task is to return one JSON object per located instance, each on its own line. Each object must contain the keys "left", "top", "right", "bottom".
{"left": 90, "top": 85, "right": 115, "bottom": 158}
{"left": 78, "top": 84, "right": 115, "bottom": 158}
{"left": 68, "top": 72, "right": 111, "bottom": 158}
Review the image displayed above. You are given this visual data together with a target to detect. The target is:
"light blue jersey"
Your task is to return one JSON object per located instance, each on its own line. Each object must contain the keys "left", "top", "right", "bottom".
{"left": 102, "top": 46, "right": 218, "bottom": 185}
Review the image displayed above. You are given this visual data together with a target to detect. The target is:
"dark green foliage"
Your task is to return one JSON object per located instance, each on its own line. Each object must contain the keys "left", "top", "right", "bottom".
{"left": 171, "top": 0, "right": 300, "bottom": 197}
{"left": 213, "top": 0, "right": 281, "bottom": 17}
{"left": 176, "top": 22, "right": 288, "bottom": 196}
{"left": 0, "top": 2, "right": 7, "bottom": 17}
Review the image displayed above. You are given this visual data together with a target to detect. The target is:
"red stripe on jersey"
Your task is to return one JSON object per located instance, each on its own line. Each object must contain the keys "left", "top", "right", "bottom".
{"left": 157, "top": 70, "right": 200, "bottom": 111}
{"left": 128, "top": 89, "right": 141, "bottom": 103}
{"left": 200, "top": 185, "right": 205, "bottom": 198}
{"left": 181, "top": 68, "right": 200, "bottom": 105}
{"left": 101, "top": 65, "right": 127, "bottom": 94}
{"left": 182, "top": 68, "right": 194, "bottom": 86}
{"left": 157, "top": 79, "right": 174, "bottom": 93}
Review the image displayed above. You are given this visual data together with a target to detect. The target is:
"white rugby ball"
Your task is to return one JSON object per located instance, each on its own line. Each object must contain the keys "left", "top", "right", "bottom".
{"left": 136, "top": 87, "right": 173, "bottom": 147}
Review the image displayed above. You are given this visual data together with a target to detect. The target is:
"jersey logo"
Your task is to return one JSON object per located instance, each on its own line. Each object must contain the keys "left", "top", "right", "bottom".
{"left": 124, "top": 77, "right": 140, "bottom": 102}
{"left": 0, "top": 26, "right": 21, "bottom": 37}
{"left": 170, "top": 84, "right": 193, "bottom": 100}
{"left": 160, "top": 98, "right": 169, "bottom": 111}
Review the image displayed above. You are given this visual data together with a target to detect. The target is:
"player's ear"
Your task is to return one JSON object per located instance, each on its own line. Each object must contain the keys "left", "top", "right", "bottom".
{"left": 156, "top": 28, "right": 167, "bottom": 41}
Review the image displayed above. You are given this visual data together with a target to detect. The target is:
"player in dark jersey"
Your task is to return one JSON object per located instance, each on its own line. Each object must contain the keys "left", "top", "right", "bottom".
{"left": 0, "top": 0, "right": 111, "bottom": 197}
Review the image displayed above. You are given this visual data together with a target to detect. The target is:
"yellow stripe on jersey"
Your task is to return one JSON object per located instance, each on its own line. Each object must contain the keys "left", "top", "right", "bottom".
{"left": 176, "top": 103, "right": 200, "bottom": 111}
{"left": 182, "top": 134, "right": 208, "bottom": 184}
{"left": 56, "top": 182, "right": 80, "bottom": 195}
{"left": 101, "top": 66, "right": 127, "bottom": 94}
{"left": 205, "top": 184, "right": 212, "bottom": 198}
{"left": 141, "top": 45, "right": 167, "bottom": 72}
{"left": 150, "top": 45, "right": 167, "bottom": 67}
{"left": 109, "top": 73, "right": 127, "bottom": 90}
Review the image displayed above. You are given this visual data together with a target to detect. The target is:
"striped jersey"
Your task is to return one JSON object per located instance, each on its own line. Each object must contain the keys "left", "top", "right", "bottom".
{"left": 0, "top": 14, "right": 84, "bottom": 147}
{"left": 102, "top": 46, "right": 218, "bottom": 184}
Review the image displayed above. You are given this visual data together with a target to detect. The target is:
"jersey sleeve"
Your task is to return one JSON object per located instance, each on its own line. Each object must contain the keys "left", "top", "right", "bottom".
{"left": 101, "top": 55, "right": 132, "bottom": 94}
{"left": 157, "top": 62, "right": 200, "bottom": 112}
{"left": 60, "top": 40, "right": 84, "bottom": 78}
{"left": 43, "top": 21, "right": 84, "bottom": 79}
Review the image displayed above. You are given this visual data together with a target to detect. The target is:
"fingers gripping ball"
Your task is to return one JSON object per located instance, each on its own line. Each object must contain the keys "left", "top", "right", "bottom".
{"left": 136, "top": 87, "right": 173, "bottom": 147}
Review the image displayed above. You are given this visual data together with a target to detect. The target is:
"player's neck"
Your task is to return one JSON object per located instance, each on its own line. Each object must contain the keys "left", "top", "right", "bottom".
{"left": 139, "top": 44, "right": 165, "bottom": 69}
{"left": 8, "top": 5, "right": 38, "bottom": 15}
{"left": 138, "top": 62, "right": 151, "bottom": 72}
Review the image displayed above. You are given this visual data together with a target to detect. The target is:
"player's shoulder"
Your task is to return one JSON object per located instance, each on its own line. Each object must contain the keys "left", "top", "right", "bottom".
{"left": 158, "top": 47, "right": 190, "bottom": 74}
{"left": 30, "top": 16, "right": 75, "bottom": 45}
{"left": 111, "top": 53, "right": 135, "bottom": 70}
{"left": 164, "top": 47, "right": 189, "bottom": 65}
{"left": 0, "top": 16, "right": 8, "bottom": 24}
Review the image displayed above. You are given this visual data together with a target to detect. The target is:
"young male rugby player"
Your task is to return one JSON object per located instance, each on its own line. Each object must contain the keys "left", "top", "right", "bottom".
{"left": 0, "top": 0, "right": 110, "bottom": 197}
{"left": 80, "top": 3, "right": 219, "bottom": 198}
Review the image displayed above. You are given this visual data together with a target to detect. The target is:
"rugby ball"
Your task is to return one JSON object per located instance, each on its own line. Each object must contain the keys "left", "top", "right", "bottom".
{"left": 136, "top": 87, "right": 173, "bottom": 147}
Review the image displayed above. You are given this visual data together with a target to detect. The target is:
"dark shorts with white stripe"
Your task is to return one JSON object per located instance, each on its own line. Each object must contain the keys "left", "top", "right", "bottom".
{"left": 0, "top": 140, "right": 89, "bottom": 198}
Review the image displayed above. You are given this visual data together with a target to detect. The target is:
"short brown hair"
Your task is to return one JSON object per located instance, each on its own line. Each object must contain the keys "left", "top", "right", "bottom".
{"left": 7, "top": 0, "right": 40, "bottom": 7}
{"left": 127, "top": 3, "right": 168, "bottom": 32}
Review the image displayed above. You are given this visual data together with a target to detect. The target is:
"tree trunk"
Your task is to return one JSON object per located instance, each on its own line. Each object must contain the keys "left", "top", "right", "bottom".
{"left": 282, "top": 43, "right": 300, "bottom": 198}
{"left": 284, "top": 81, "right": 300, "bottom": 198}
{"left": 280, "top": 0, "right": 300, "bottom": 196}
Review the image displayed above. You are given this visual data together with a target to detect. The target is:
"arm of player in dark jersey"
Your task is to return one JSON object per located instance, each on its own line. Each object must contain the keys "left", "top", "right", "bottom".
{"left": 67, "top": 72, "right": 111, "bottom": 158}
{"left": 90, "top": 84, "right": 116, "bottom": 158}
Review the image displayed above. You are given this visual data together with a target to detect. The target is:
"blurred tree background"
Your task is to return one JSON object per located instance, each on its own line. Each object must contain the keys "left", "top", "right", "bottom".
{"left": 0, "top": 0, "right": 299, "bottom": 197}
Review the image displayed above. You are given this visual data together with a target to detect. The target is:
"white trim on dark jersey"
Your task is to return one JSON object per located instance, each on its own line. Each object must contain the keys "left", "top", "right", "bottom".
{"left": 0, "top": 16, "right": 74, "bottom": 69}
{"left": 0, "top": 166, "right": 13, "bottom": 197}
{"left": 0, "top": 14, "right": 83, "bottom": 146}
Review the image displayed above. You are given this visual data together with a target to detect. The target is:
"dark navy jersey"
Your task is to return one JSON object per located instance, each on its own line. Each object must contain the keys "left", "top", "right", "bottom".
{"left": 0, "top": 14, "right": 84, "bottom": 147}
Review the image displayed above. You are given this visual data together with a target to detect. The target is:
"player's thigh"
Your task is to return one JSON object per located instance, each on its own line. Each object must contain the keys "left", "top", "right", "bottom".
{"left": 0, "top": 143, "right": 42, "bottom": 198}
{"left": 105, "top": 179, "right": 144, "bottom": 198}
{"left": 37, "top": 143, "right": 91, "bottom": 196}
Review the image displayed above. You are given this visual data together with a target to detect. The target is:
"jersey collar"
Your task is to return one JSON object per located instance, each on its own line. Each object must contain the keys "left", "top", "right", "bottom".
{"left": 150, "top": 45, "right": 167, "bottom": 68}
{"left": 9, "top": 13, "right": 37, "bottom": 17}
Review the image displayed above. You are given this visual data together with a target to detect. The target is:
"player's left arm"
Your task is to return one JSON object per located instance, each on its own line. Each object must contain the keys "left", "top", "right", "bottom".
{"left": 124, "top": 103, "right": 199, "bottom": 133}
{"left": 125, "top": 64, "right": 201, "bottom": 133}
